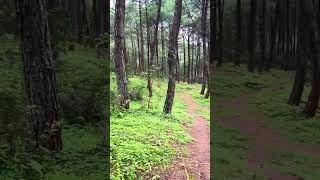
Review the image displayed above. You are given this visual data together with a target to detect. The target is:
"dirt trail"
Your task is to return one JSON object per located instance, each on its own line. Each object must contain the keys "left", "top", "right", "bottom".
{"left": 216, "top": 85, "right": 320, "bottom": 179}
{"left": 162, "top": 94, "right": 210, "bottom": 180}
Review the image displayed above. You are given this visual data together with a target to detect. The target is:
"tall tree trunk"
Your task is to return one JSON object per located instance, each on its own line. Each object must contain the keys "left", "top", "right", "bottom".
{"left": 302, "top": 0, "right": 320, "bottom": 117}
{"left": 147, "top": 0, "right": 162, "bottom": 105}
{"left": 136, "top": 26, "right": 141, "bottom": 72}
{"left": 216, "top": 0, "right": 224, "bottom": 67}
{"left": 161, "top": 22, "right": 165, "bottom": 77}
{"left": 268, "top": 0, "right": 279, "bottom": 71}
{"left": 92, "top": 0, "right": 98, "bottom": 36}
{"left": 123, "top": 2, "right": 128, "bottom": 65}
{"left": 114, "top": 0, "right": 129, "bottom": 109}
{"left": 77, "top": 0, "right": 88, "bottom": 43}
{"left": 176, "top": 47, "right": 180, "bottom": 82}
{"left": 139, "top": 0, "right": 145, "bottom": 72}
{"left": 288, "top": 52, "right": 305, "bottom": 105}
{"left": 131, "top": 35, "right": 137, "bottom": 71}
{"left": 183, "top": 35, "right": 186, "bottom": 82}
{"left": 234, "top": 0, "right": 241, "bottom": 67}
{"left": 201, "top": 0, "right": 209, "bottom": 95}
{"left": 18, "top": 0, "right": 62, "bottom": 151}
{"left": 145, "top": 0, "right": 150, "bottom": 73}
{"left": 92, "top": 0, "right": 107, "bottom": 37}
{"left": 197, "top": 36, "right": 201, "bottom": 82}
{"left": 163, "top": 0, "right": 183, "bottom": 114}
{"left": 191, "top": 37, "right": 194, "bottom": 83}
{"left": 248, "top": 0, "right": 257, "bottom": 72}
{"left": 187, "top": 32, "right": 191, "bottom": 84}
{"left": 258, "top": 0, "right": 266, "bottom": 72}
{"left": 288, "top": 3, "right": 305, "bottom": 106}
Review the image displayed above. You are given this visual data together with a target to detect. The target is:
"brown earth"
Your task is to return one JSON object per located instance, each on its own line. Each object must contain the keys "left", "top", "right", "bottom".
{"left": 161, "top": 94, "right": 210, "bottom": 180}
{"left": 216, "top": 85, "right": 320, "bottom": 180}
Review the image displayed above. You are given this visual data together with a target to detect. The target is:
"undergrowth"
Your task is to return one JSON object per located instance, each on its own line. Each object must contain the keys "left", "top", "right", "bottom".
{"left": 0, "top": 39, "right": 107, "bottom": 179}
{"left": 110, "top": 75, "right": 207, "bottom": 179}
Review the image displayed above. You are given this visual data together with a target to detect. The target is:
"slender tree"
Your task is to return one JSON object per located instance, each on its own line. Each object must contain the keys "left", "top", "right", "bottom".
{"left": 288, "top": 0, "right": 305, "bottom": 106}
{"left": 216, "top": 0, "right": 224, "bottom": 67}
{"left": 247, "top": 0, "right": 257, "bottom": 72}
{"left": 258, "top": 0, "right": 266, "bottom": 72}
{"left": 234, "top": 0, "right": 241, "bottom": 67}
{"left": 183, "top": 34, "right": 186, "bottom": 81}
{"left": 147, "top": 0, "right": 162, "bottom": 105}
{"left": 161, "top": 21, "right": 165, "bottom": 77}
{"left": 163, "top": 0, "right": 183, "bottom": 113}
{"left": 201, "top": 0, "right": 209, "bottom": 96}
{"left": 139, "top": 0, "right": 145, "bottom": 72}
{"left": 187, "top": 31, "right": 191, "bottom": 84}
{"left": 114, "top": 0, "right": 129, "bottom": 109}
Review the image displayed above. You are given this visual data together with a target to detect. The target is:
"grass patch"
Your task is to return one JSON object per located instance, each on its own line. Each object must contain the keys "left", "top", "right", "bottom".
{"left": 269, "top": 148, "right": 320, "bottom": 179}
{"left": 213, "top": 124, "right": 263, "bottom": 179}
{"left": 111, "top": 77, "right": 199, "bottom": 179}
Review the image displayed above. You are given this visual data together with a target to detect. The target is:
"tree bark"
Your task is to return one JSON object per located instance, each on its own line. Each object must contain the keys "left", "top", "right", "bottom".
{"left": 302, "top": 0, "right": 320, "bottom": 117}
{"left": 216, "top": 0, "right": 224, "bottom": 67}
{"left": 139, "top": 0, "right": 145, "bottom": 72}
{"left": 145, "top": 0, "right": 150, "bottom": 73}
{"left": 187, "top": 32, "right": 191, "bottom": 84}
{"left": 288, "top": 3, "right": 305, "bottom": 106}
{"left": 114, "top": 0, "right": 130, "bottom": 109}
{"left": 288, "top": 56, "right": 305, "bottom": 106}
{"left": 258, "top": 0, "right": 266, "bottom": 72}
{"left": 183, "top": 34, "right": 186, "bottom": 82}
{"left": 161, "top": 22, "right": 165, "bottom": 77}
{"left": 147, "top": 0, "right": 162, "bottom": 102}
{"left": 18, "top": 0, "right": 62, "bottom": 151}
{"left": 234, "top": 0, "right": 241, "bottom": 67}
{"left": 248, "top": 0, "right": 257, "bottom": 72}
{"left": 163, "top": 0, "right": 183, "bottom": 114}
{"left": 201, "top": 0, "right": 209, "bottom": 95}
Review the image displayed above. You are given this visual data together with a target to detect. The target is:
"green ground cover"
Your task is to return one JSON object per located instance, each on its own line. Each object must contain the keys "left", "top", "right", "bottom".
{"left": 0, "top": 39, "right": 107, "bottom": 179}
{"left": 110, "top": 75, "right": 210, "bottom": 179}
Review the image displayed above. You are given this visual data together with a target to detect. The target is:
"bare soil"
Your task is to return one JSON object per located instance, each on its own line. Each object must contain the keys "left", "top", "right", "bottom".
{"left": 161, "top": 94, "right": 210, "bottom": 180}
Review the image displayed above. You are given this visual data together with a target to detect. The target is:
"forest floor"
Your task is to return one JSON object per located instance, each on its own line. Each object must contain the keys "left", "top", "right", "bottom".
{"left": 110, "top": 75, "right": 210, "bottom": 179}
{"left": 214, "top": 63, "right": 320, "bottom": 180}
{"left": 161, "top": 94, "right": 210, "bottom": 180}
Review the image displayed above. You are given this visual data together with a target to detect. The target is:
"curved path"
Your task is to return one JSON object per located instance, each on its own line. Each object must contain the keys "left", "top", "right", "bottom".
{"left": 216, "top": 85, "right": 320, "bottom": 179}
{"left": 162, "top": 94, "right": 210, "bottom": 180}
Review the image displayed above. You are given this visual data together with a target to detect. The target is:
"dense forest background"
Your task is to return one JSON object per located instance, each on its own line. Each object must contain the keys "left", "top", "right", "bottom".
{"left": 110, "top": 0, "right": 211, "bottom": 179}
{"left": 213, "top": 0, "right": 320, "bottom": 179}
{"left": 211, "top": 0, "right": 320, "bottom": 117}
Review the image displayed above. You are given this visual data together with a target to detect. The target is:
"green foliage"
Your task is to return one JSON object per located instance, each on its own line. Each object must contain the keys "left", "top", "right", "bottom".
{"left": 111, "top": 112, "right": 191, "bottom": 179}
{"left": 128, "top": 76, "right": 147, "bottom": 101}
{"left": 0, "top": 8, "right": 16, "bottom": 35}
{"left": 48, "top": 7, "right": 72, "bottom": 60}
{"left": 56, "top": 47, "right": 108, "bottom": 124}
{"left": 0, "top": 40, "right": 107, "bottom": 179}
{"left": 68, "top": 43, "right": 76, "bottom": 51}
{"left": 269, "top": 149, "right": 320, "bottom": 179}
{"left": 111, "top": 76, "right": 195, "bottom": 178}
{"left": 0, "top": 43, "right": 26, "bottom": 160}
